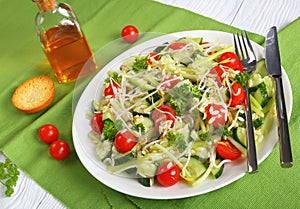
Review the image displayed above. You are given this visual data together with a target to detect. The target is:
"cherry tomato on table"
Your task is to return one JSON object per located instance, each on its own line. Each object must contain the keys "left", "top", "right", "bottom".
{"left": 114, "top": 130, "right": 137, "bottom": 153}
{"left": 230, "top": 83, "right": 246, "bottom": 107}
{"left": 121, "top": 25, "right": 139, "bottom": 43}
{"left": 218, "top": 52, "right": 243, "bottom": 72}
{"left": 205, "top": 103, "right": 227, "bottom": 128}
{"left": 38, "top": 124, "right": 59, "bottom": 144}
{"left": 49, "top": 140, "right": 70, "bottom": 160}
{"left": 151, "top": 105, "right": 176, "bottom": 132}
{"left": 216, "top": 140, "right": 242, "bottom": 160}
{"left": 104, "top": 82, "right": 120, "bottom": 97}
{"left": 156, "top": 161, "right": 181, "bottom": 187}
{"left": 90, "top": 113, "right": 104, "bottom": 134}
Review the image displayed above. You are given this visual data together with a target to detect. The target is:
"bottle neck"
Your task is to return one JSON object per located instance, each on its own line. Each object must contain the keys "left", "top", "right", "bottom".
{"left": 33, "top": 0, "right": 57, "bottom": 12}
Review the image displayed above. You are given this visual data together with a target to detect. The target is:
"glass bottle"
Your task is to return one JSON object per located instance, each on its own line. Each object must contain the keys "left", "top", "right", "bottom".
{"left": 33, "top": 0, "right": 96, "bottom": 83}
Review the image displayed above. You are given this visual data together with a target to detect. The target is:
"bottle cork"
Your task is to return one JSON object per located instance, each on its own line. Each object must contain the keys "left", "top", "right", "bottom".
{"left": 32, "top": 0, "right": 57, "bottom": 12}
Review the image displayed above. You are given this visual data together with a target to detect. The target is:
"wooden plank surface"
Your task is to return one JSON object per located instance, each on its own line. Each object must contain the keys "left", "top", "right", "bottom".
{"left": 0, "top": 0, "right": 299, "bottom": 208}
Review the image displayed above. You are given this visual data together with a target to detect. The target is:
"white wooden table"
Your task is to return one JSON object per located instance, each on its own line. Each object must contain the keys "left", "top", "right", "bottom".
{"left": 0, "top": 0, "right": 299, "bottom": 208}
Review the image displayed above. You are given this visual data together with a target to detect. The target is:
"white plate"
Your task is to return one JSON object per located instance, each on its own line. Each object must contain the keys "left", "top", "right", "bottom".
{"left": 72, "top": 30, "right": 293, "bottom": 199}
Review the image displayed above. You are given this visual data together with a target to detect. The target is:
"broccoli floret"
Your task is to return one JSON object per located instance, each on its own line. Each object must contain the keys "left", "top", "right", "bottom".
{"left": 198, "top": 132, "right": 209, "bottom": 141}
{"left": 169, "top": 79, "right": 202, "bottom": 115}
{"left": 102, "top": 119, "right": 119, "bottom": 141}
{"left": 132, "top": 123, "right": 146, "bottom": 134}
{"left": 167, "top": 131, "right": 187, "bottom": 152}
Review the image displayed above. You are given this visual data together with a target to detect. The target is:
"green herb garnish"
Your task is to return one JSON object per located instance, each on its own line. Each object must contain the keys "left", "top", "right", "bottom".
{"left": 0, "top": 158, "right": 20, "bottom": 197}
{"left": 132, "top": 56, "right": 148, "bottom": 72}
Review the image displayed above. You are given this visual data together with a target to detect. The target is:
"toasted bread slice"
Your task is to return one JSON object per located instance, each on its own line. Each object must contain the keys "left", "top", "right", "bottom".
{"left": 12, "top": 76, "right": 55, "bottom": 113}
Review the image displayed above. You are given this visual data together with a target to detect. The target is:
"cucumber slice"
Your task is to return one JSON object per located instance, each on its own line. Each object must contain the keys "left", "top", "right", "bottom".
{"left": 263, "top": 76, "right": 275, "bottom": 97}
{"left": 181, "top": 157, "right": 207, "bottom": 182}
{"left": 248, "top": 74, "right": 263, "bottom": 92}
{"left": 254, "top": 59, "right": 268, "bottom": 77}
{"left": 253, "top": 83, "right": 270, "bottom": 108}
{"left": 137, "top": 160, "right": 157, "bottom": 178}
{"left": 192, "top": 37, "right": 203, "bottom": 44}
{"left": 233, "top": 127, "right": 247, "bottom": 147}
{"left": 138, "top": 176, "right": 154, "bottom": 187}
{"left": 211, "top": 159, "right": 224, "bottom": 179}
{"left": 96, "top": 140, "right": 112, "bottom": 160}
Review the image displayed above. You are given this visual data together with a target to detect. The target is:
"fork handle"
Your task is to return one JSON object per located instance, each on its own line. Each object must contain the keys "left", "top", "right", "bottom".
{"left": 245, "top": 87, "right": 258, "bottom": 173}
{"left": 274, "top": 77, "right": 293, "bottom": 168}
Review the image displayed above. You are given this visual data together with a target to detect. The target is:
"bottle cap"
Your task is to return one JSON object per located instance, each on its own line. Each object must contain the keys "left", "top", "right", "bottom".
{"left": 32, "top": 0, "right": 57, "bottom": 12}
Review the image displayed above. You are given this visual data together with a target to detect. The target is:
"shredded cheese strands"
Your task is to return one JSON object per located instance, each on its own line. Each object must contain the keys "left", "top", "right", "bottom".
{"left": 93, "top": 37, "right": 251, "bottom": 186}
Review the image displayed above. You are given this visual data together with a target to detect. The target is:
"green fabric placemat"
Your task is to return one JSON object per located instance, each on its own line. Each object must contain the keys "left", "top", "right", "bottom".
{"left": 0, "top": 0, "right": 299, "bottom": 208}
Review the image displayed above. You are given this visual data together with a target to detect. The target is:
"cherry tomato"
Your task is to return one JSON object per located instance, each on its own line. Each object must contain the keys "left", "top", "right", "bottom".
{"left": 90, "top": 113, "right": 104, "bottom": 134}
{"left": 147, "top": 52, "right": 160, "bottom": 65}
{"left": 230, "top": 83, "right": 246, "bottom": 107}
{"left": 160, "top": 77, "right": 180, "bottom": 92}
{"left": 205, "top": 103, "right": 227, "bottom": 128}
{"left": 49, "top": 140, "right": 70, "bottom": 160}
{"left": 216, "top": 140, "right": 242, "bottom": 160}
{"left": 104, "top": 82, "right": 120, "bottom": 97}
{"left": 121, "top": 25, "right": 139, "bottom": 43}
{"left": 114, "top": 130, "right": 137, "bottom": 153}
{"left": 156, "top": 161, "right": 181, "bottom": 187}
{"left": 151, "top": 105, "right": 176, "bottom": 131}
{"left": 209, "top": 66, "right": 227, "bottom": 86}
{"left": 169, "top": 42, "right": 186, "bottom": 50}
{"left": 38, "top": 124, "right": 59, "bottom": 144}
{"left": 218, "top": 52, "right": 243, "bottom": 72}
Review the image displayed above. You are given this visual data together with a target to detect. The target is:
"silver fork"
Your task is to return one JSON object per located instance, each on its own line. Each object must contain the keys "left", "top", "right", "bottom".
{"left": 233, "top": 31, "right": 258, "bottom": 173}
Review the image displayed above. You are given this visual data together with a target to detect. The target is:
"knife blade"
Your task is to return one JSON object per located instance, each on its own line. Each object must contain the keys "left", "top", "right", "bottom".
{"left": 265, "top": 26, "right": 293, "bottom": 168}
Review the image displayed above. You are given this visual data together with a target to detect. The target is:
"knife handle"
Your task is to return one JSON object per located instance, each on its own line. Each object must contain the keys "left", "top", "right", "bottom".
{"left": 274, "top": 77, "right": 293, "bottom": 168}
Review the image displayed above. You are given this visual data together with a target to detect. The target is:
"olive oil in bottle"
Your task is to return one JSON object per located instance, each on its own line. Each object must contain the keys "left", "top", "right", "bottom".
{"left": 33, "top": 0, "right": 96, "bottom": 83}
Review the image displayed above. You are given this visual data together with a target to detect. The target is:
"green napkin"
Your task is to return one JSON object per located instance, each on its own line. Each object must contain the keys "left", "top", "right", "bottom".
{"left": 0, "top": 0, "right": 299, "bottom": 208}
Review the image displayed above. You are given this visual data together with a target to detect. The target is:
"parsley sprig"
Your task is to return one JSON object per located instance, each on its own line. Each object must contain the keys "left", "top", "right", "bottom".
{"left": 132, "top": 56, "right": 148, "bottom": 72}
{"left": 0, "top": 158, "right": 20, "bottom": 197}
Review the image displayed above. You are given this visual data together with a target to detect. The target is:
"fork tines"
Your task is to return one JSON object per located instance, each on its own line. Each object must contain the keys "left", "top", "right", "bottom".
{"left": 233, "top": 30, "right": 258, "bottom": 173}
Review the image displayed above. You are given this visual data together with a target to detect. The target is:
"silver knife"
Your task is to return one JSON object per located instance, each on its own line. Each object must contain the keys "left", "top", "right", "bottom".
{"left": 265, "top": 26, "right": 293, "bottom": 168}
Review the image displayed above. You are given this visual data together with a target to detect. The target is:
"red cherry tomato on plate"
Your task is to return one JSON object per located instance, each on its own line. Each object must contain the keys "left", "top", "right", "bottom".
{"left": 49, "top": 140, "right": 70, "bottom": 160}
{"left": 38, "top": 124, "right": 59, "bottom": 144}
{"left": 160, "top": 77, "right": 180, "bottom": 92}
{"left": 169, "top": 42, "right": 186, "bottom": 50}
{"left": 121, "top": 25, "right": 139, "bottom": 43}
{"left": 151, "top": 105, "right": 176, "bottom": 131}
{"left": 114, "top": 130, "right": 137, "bottom": 153}
{"left": 90, "top": 113, "right": 104, "bottom": 134}
{"left": 230, "top": 83, "right": 246, "bottom": 107}
{"left": 156, "top": 161, "right": 181, "bottom": 187}
{"left": 209, "top": 66, "right": 227, "bottom": 86}
{"left": 147, "top": 52, "right": 160, "bottom": 65}
{"left": 218, "top": 52, "right": 243, "bottom": 72}
{"left": 205, "top": 103, "right": 227, "bottom": 128}
{"left": 216, "top": 140, "right": 242, "bottom": 160}
{"left": 104, "top": 82, "right": 120, "bottom": 97}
